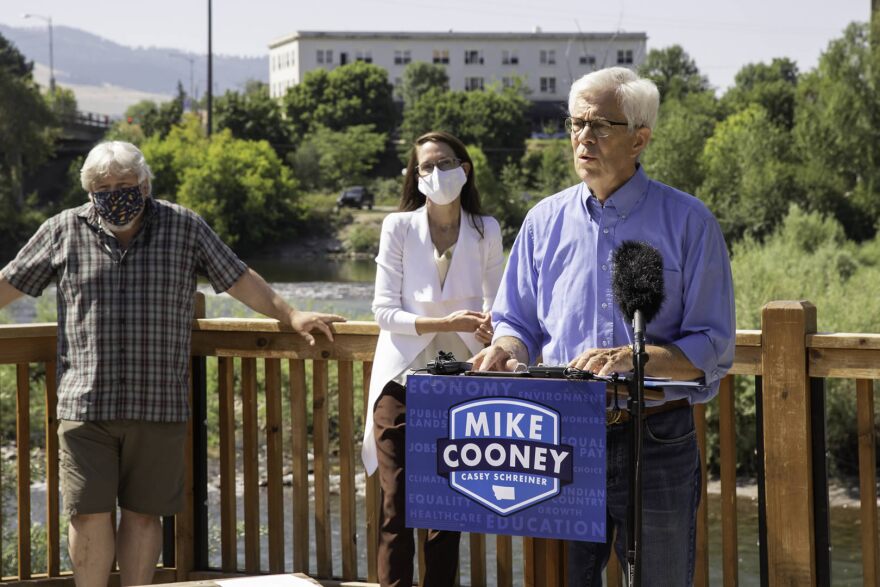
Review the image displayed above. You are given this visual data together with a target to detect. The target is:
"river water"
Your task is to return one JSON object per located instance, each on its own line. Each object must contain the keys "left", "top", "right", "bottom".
{"left": 3, "top": 256, "right": 872, "bottom": 584}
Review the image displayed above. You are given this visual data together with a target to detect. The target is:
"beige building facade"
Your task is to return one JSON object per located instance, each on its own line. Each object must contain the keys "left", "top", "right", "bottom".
{"left": 268, "top": 30, "right": 647, "bottom": 105}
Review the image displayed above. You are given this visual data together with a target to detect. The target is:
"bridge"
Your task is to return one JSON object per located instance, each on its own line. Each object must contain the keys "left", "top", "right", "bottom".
{"left": 23, "top": 110, "right": 113, "bottom": 207}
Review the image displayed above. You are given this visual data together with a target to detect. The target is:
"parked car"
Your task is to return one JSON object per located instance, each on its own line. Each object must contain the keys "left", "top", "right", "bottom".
{"left": 337, "top": 186, "right": 374, "bottom": 210}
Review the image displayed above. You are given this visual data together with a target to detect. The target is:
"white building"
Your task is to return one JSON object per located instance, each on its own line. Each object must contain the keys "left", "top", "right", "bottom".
{"left": 268, "top": 30, "right": 647, "bottom": 108}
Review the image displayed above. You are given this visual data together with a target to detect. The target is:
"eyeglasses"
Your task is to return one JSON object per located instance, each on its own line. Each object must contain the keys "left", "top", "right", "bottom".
{"left": 416, "top": 157, "right": 461, "bottom": 177}
{"left": 564, "top": 116, "right": 629, "bottom": 139}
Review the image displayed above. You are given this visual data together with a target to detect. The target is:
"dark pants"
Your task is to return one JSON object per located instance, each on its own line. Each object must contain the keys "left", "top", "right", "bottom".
{"left": 568, "top": 406, "right": 702, "bottom": 586}
{"left": 374, "top": 380, "right": 461, "bottom": 587}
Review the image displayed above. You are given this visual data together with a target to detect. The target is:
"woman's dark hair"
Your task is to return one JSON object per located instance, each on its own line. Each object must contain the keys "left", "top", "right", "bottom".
{"left": 399, "top": 131, "right": 485, "bottom": 237}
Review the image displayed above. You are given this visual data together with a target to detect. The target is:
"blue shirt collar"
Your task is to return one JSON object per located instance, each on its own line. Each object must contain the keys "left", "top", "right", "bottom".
{"left": 582, "top": 165, "right": 649, "bottom": 219}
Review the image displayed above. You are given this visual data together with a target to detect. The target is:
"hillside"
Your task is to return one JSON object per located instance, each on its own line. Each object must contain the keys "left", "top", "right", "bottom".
{"left": 0, "top": 23, "right": 266, "bottom": 115}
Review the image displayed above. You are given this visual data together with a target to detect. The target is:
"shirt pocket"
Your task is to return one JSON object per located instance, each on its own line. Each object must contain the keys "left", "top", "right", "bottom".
{"left": 58, "top": 254, "right": 109, "bottom": 305}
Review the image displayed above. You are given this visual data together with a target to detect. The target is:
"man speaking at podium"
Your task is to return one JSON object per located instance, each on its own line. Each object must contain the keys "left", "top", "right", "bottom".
{"left": 472, "top": 68, "right": 735, "bottom": 585}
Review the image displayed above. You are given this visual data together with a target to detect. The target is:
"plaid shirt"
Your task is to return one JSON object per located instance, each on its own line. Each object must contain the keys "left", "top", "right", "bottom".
{"left": 1, "top": 199, "right": 247, "bottom": 422}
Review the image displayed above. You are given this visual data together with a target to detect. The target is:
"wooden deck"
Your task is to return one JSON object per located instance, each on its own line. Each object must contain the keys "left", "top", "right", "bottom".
{"left": 0, "top": 298, "right": 877, "bottom": 586}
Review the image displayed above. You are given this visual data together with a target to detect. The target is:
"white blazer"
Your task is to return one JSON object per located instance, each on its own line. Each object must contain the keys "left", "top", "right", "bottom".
{"left": 362, "top": 206, "right": 504, "bottom": 475}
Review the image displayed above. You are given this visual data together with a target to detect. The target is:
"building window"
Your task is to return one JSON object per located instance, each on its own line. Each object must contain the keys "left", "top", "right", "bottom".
{"left": 465, "top": 77, "right": 484, "bottom": 91}
{"left": 540, "top": 49, "right": 556, "bottom": 65}
{"left": 502, "top": 50, "right": 518, "bottom": 65}
{"left": 289, "top": 51, "right": 295, "bottom": 67}
{"left": 580, "top": 54, "right": 596, "bottom": 66}
{"left": 316, "top": 49, "right": 333, "bottom": 64}
{"left": 464, "top": 50, "right": 484, "bottom": 65}
{"left": 617, "top": 49, "right": 634, "bottom": 64}
{"left": 394, "top": 50, "right": 412, "bottom": 65}
{"left": 433, "top": 49, "right": 449, "bottom": 64}
{"left": 540, "top": 77, "right": 556, "bottom": 94}
{"left": 502, "top": 77, "right": 514, "bottom": 88}
{"left": 356, "top": 50, "right": 373, "bottom": 63}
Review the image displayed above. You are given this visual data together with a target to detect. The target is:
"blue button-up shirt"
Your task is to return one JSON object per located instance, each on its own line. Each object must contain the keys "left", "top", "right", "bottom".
{"left": 492, "top": 166, "right": 735, "bottom": 403}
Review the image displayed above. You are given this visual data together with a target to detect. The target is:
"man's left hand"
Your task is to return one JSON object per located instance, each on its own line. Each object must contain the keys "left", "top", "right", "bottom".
{"left": 568, "top": 346, "right": 632, "bottom": 376}
{"left": 288, "top": 310, "right": 346, "bottom": 345}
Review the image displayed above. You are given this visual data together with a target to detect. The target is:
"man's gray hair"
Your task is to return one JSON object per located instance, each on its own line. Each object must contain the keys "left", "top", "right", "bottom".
{"left": 80, "top": 141, "right": 153, "bottom": 193}
{"left": 568, "top": 67, "right": 660, "bottom": 131}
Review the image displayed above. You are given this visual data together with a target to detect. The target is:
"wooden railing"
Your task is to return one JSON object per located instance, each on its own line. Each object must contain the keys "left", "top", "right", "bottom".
{"left": 0, "top": 300, "right": 878, "bottom": 586}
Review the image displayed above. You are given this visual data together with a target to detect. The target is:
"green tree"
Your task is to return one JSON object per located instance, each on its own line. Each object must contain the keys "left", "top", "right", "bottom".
{"left": 122, "top": 83, "right": 186, "bottom": 139}
{"left": 282, "top": 68, "right": 330, "bottom": 142}
{"left": 400, "top": 62, "right": 449, "bottom": 109}
{"left": 214, "top": 80, "right": 289, "bottom": 152}
{"left": 282, "top": 62, "right": 395, "bottom": 141}
{"left": 721, "top": 58, "right": 799, "bottom": 128}
{"left": 641, "top": 91, "right": 719, "bottom": 195}
{"left": 698, "top": 104, "right": 798, "bottom": 243}
{"left": 638, "top": 45, "right": 710, "bottom": 102}
{"left": 175, "top": 132, "right": 299, "bottom": 251}
{"left": 793, "top": 21, "right": 880, "bottom": 240}
{"left": 287, "top": 124, "right": 387, "bottom": 191}
{"left": 719, "top": 206, "right": 880, "bottom": 477}
{"left": 44, "top": 86, "right": 78, "bottom": 121}
{"left": 0, "top": 33, "right": 56, "bottom": 251}
{"left": 400, "top": 87, "right": 466, "bottom": 143}
{"left": 140, "top": 114, "right": 207, "bottom": 200}
{"left": 401, "top": 86, "right": 531, "bottom": 170}
{"left": 470, "top": 144, "right": 536, "bottom": 246}
{"left": 141, "top": 115, "right": 300, "bottom": 251}
{"left": 518, "top": 139, "right": 579, "bottom": 196}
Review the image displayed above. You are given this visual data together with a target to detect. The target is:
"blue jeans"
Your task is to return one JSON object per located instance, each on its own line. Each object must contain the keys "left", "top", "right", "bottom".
{"left": 568, "top": 406, "right": 701, "bottom": 586}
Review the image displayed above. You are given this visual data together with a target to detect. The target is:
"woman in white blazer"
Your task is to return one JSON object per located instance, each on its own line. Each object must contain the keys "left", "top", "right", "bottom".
{"left": 364, "top": 131, "right": 504, "bottom": 587}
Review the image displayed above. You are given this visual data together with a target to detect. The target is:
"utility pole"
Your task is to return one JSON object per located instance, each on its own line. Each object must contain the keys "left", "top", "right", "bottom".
{"left": 22, "top": 13, "right": 54, "bottom": 92}
{"left": 168, "top": 53, "right": 196, "bottom": 111}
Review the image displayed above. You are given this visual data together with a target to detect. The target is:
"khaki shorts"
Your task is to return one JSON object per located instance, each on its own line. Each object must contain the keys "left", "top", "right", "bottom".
{"left": 58, "top": 419, "right": 186, "bottom": 517}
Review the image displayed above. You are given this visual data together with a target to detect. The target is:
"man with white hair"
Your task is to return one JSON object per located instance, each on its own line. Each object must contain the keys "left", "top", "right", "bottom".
{"left": 0, "top": 141, "right": 344, "bottom": 586}
{"left": 472, "top": 68, "right": 735, "bottom": 584}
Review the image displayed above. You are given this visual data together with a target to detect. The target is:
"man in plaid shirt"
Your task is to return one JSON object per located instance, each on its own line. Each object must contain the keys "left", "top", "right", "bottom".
{"left": 0, "top": 141, "right": 344, "bottom": 586}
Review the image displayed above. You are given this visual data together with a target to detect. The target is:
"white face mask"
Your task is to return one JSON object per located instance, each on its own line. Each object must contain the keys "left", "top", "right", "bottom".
{"left": 418, "top": 166, "right": 467, "bottom": 206}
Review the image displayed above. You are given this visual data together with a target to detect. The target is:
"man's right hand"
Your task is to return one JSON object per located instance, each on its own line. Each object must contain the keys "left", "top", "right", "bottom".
{"left": 471, "top": 344, "right": 520, "bottom": 372}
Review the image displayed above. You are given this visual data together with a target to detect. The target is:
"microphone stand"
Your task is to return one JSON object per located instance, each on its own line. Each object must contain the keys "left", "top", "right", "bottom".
{"left": 625, "top": 309, "right": 648, "bottom": 587}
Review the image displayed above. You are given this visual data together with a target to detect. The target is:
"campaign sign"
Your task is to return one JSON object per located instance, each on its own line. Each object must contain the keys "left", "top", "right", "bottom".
{"left": 405, "top": 374, "right": 607, "bottom": 542}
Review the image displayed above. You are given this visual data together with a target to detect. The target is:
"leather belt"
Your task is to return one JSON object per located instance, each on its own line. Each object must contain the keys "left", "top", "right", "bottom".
{"left": 606, "top": 398, "right": 691, "bottom": 426}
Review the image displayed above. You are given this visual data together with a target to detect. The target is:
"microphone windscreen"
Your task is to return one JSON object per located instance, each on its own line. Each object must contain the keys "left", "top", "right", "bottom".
{"left": 611, "top": 240, "right": 665, "bottom": 323}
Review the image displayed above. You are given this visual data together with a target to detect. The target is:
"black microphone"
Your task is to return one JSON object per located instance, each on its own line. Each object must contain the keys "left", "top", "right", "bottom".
{"left": 610, "top": 240, "right": 666, "bottom": 587}
{"left": 611, "top": 240, "right": 665, "bottom": 340}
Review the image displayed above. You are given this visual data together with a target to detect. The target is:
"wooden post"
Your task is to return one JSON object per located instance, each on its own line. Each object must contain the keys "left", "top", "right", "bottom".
{"left": 693, "top": 403, "right": 709, "bottom": 587}
{"left": 218, "top": 356, "right": 237, "bottom": 572}
{"left": 313, "top": 360, "right": 333, "bottom": 578}
{"left": 496, "top": 534, "right": 513, "bottom": 587}
{"left": 718, "top": 376, "right": 739, "bottom": 586}
{"left": 177, "top": 291, "right": 206, "bottom": 580}
{"left": 531, "top": 538, "right": 565, "bottom": 586}
{"left": 856, "top": 379, "right": 879, "bottom": 586}
{"left": 337, "top": 360, "right": 358, "bottom": 580}
{"left": 16, "top": 363, "right": 31, "bottom": 580}
{"left": 363, "top": 361, "right": 381, "bottom": 583}
{"left": 760, "top": 301, "right": 817, "bottom": 585}
{"left": 241, "top": 357, "right": 260, "bottom": 573}
{"left": 290, "top": 359, "right": 310, "bottom": 573}
{"left": 265, "top": 358, "right": 285, "bottom": 573}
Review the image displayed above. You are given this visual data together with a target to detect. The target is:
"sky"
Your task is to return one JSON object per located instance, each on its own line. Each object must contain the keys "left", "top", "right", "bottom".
{"left": 0, "top": 0, "right": 871, "bottom": 91}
